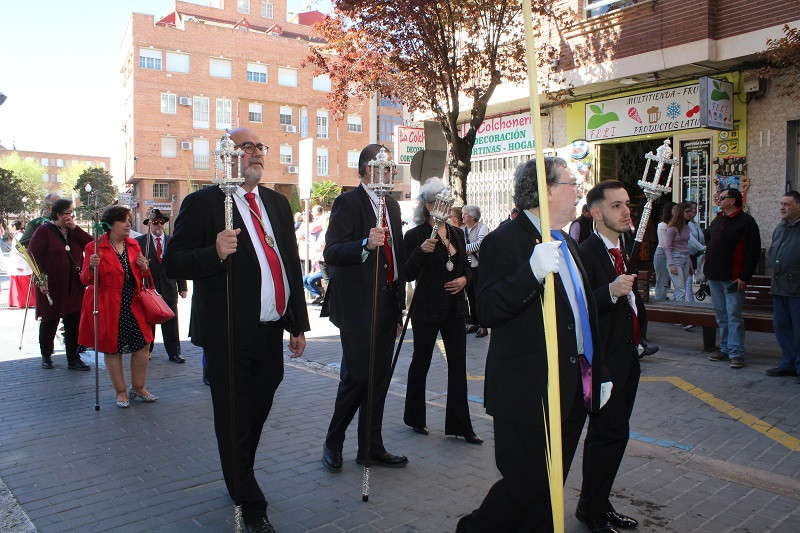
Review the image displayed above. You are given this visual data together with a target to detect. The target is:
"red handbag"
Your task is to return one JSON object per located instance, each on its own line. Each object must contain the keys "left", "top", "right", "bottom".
{"left": 135, "top": 272, "right": 175, "bottom": 325}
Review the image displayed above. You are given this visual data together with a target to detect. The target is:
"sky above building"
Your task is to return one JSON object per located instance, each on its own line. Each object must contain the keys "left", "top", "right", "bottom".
{"left": 0, "top": 0, "right": 331, "bottom": 184}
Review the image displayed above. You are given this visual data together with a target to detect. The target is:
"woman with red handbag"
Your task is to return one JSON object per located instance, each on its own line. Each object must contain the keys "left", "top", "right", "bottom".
{"left": 79, "top": 206, "right": 157, "bottom": 408}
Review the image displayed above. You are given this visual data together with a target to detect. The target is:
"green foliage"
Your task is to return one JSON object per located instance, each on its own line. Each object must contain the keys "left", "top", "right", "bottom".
{"left": 0, "top": 167, "right": 26, "bottom": 221}
{"left": 0, "top": 153, "right": 47, "bottom": 209}
{"left": 289, "top": 185, "right": 302, "bottom": 214}
{"left": 311, "top": 180, "right": 341, "bottom": 206}
{"left": 74, "top": 167, "right": 118, "bottom": 216}
{"left": 58, "top": 161, "right": 89, "bottom": 198}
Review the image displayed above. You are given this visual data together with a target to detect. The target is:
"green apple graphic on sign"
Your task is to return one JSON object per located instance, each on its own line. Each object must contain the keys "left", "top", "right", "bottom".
{"left": 587, "top": 104, "right": 619, "bottom": 129}
{"left": 711, "top": 80, "right": 730, "bottom": 101}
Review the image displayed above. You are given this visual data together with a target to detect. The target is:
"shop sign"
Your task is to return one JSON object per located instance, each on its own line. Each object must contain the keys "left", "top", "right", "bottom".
{"left": 461, "top": 111, "right": 536, "bottom": 160}
{"left": 585, "top": 83, "right": 703, "bottom": 140}
{"left": 151, "top": 202, "right": 173, "bottom": 211}
{"left": 395, "top": 126, "right": 425, "bottom": 166}
{"left": 117, "top": 193, "right": 133, "bottom": 205}
{"left": 699, "top": 76, "right": 734, "bottom": 131}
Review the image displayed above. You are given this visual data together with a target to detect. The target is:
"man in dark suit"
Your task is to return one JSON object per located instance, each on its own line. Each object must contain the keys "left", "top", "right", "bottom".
{"left": 165, "top": 128, "right": 309, "bottom": 533}
{"left": 135, "top": 209, "right": 187, "bottom": 363}
{"left": 321, "top": 143, "right": 408, "bottom": 471}
{"left": 457, "top": 157, "right": 604, "bottom": 532}
{"left": 576, "top": 180, "right": 642, "bottom": 532}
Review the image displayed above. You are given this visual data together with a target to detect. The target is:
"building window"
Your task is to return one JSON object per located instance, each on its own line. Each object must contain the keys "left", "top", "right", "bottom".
{"left": 247, "top": 62, "right": 267, "bottom": 83}
{"left": 312, "top": 74, "right": 331, "bottom": 92}
{"left": 194, "top": 138, "right": 210, "bottom": 170}
{"left": 194, "top": 96, "right": 210, "bottom": 129}
{"left": 237, "top": 0, "right": 250, "bottom": 14}
{"left": 139, "top": 48, "right": 162, "bottom": 70}
{"left": 347, "top": 150, "right": 359, "bottom": 168}
{"left": 300, "top": 108, "right": 308, "bottom": 138}
{"left": 584, "top": 0, "right": 636, "bottom": 17}
{"left": 261, "top": 1, "right": 274, "bottom": 18}
{"left": 56, "top": 159, "right": 64, "bottom": 167}
{"left": 153, "top": 183, "right": 170, "bottom": 198}
{"left": 166, "top": 51, "right": 190, "bottom": 73}
{"left": 161, "top": 93, "right": 176, "bottom": 114}
{"left": 317, "top": 148, "right": 329, "bottom": 176}
{"left": 210, "top": 58, "right": 232, "bottom": 78}
{"left": 216, "top": 99, "right": 232, "bottom": 130}
{"left": 347, "top": 115, "right": 362, "bottom": 133}
{"left": 161, "top": 137, "right": 177, "bottom": 158}
{"left": 379, "top": 115, "right": 402, "bottom": 142}
{"left": 277, "top": 67, "right": 298, "bottom": 87}
{"left": 316, "top": 110, "right": 329, "bottom": 139}
{"left": 190, "top": 183, "right": 201, "bottom": 193}
{"left": 249, "top": 102, "right": 263, "bottom": 123}
{"left": 280, "top": 106, "right": 293, "bottom": 125}
{"left": 42, "top": 173, "right": 49, "bottom": 181}
{"left": 280, "top": 145, "right": 293, "bottom": 164}
{"left": 41, "top": 158, "right": 49, "bottom": 166}
{"left": 56, "top": 174, "right": 62, "bottom": 182}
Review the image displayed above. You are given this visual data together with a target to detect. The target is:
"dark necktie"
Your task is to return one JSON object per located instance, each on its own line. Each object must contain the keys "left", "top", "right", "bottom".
{"left": 382, "top": 209, "right": 394, "bottom": 283}
{"left": 156, "top": 237, "right": 163, "bottom": 263}
{"left": 608, "top": 247, "right": 641, "bottom": 345}
{"left": 244, "top": 192, "right": 286, "bottom": 315}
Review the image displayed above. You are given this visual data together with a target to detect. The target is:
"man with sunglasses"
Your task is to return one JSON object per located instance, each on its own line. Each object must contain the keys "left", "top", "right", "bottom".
{"left": 166, "top": 128, "right": 309, "bottom": 533}
{"left": 135, "top": 209, "right": 187, "bottom": 363}
{"left": 705, "top": 187, "right": 761, "bottom": 369}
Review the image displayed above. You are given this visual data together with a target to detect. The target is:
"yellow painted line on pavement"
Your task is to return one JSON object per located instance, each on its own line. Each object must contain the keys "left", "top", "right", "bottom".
{"left": 642, "top": 376, "right": 800, "bottom": 452}
{"left": 435, "top": 339, "right": 485, "bottom": 381}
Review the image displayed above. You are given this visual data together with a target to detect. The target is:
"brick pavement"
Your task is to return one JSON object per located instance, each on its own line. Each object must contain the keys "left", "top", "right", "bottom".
{"left": 2, "top": 266, "right": 800, "bottom": 531}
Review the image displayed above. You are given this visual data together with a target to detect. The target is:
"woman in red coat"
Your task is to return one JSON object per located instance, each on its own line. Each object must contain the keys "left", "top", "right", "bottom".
{"left": 79, "top": 206, "right": 156, "bottom": 408}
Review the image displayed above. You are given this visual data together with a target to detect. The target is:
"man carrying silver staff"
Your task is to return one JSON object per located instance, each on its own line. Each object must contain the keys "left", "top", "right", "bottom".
{"left": 165, "top": 128, "right": 309, "bottom": 533}
{"left": 321, "top": 143, "right": 408, "bottom": 472}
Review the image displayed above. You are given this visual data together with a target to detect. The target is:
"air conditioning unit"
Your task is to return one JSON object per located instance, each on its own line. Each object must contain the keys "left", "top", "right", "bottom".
{"left": 287, "top": 166, "right": 299, "bottom": 174}
{"left": 171, "top": 194, "right": 179, "bottom": 202}
{"left": 283, "top": 124, "right": 297, "bottom": 133}
{"left": 181, "top": 141, "right": 192, "bottom": 150}
{"left": 178, "top": 97, "right": 192, "bottom": 106}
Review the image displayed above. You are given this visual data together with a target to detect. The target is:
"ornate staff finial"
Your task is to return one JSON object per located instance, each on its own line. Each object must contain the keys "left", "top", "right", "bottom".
{"left": 429, "top": 186, "right": 454, "bottom": 224}
{"left": 213, "top": 130, "right": 245, "bottom": 231}
{"left": 366, "top": 147, "right": 396, "bottom": 198}
{"left": 634, "top": 139, "right": 679, "bottom": 243}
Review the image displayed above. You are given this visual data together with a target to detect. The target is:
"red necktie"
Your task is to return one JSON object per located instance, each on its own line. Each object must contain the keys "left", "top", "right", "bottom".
{"left": 156, "top": 237, "right": 163, "bottom": 263}
{"left": 244, "top": 192, "right": 286, "bottom": 315}
{"left": 608, "top": 247, "right": 640, "bottom": 344}
{"left": 382, "top": 209, "right": 394, "bottom": 283}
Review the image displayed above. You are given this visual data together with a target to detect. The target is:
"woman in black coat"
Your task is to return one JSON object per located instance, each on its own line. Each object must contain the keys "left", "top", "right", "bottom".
{"left": 402, "top": 178, "right": 482, "bottom": 444}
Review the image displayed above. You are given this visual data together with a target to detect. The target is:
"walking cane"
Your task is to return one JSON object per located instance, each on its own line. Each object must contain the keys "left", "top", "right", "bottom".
{"left": 214, "top": 131, "right": 246, "bottom": 531}
{"left": 390, "top": 185, "right": 454, "bottom": 376}
{"left": 18, "top": 276, "right": 34, "bottom": 350}
{"left": 362, "top": 148, "right": 396, "bottom": 502}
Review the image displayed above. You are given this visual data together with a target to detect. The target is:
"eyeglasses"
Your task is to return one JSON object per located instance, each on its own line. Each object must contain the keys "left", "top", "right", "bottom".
{"left": 235, "top": 142, "right": 268, "bottom": 155}
{"left": 717, "top": 195, "right": 731, "bottom": 201}
{"left": 555, "top": 180, "right": 582, "bottom": 188}
{"left": 150, "top": 220, "right": 165, "bottom": 225}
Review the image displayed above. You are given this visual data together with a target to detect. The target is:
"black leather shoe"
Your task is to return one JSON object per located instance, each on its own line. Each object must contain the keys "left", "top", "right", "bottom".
{"left": 244, "top": 515, "right": 277, "bottom": 533}
{"left": 466, "top": 325, "right": 479, "bottom": 334}
{"left": 41, "top": 356, "right": 54, "bottom": 369}
{"left": 639, "top": 343, "right": 659, "bottom": 357}
{"left": 606, "top": 510, "right": 638, "bottom": 528}
{"left": 68, "top": 360, "right": 91, "bottom": 371}
{"left": 356, "top": 450, "right": 408, "bottom": 468}
{"left": 322, "top": 445, "right": 343, "bottom": 471}
{"left": 766, "top": 367, "right": 798, "bottom": 377}
{"left": 412, "top": 426, "right": 429, "bottom": 435}
{"left": 202, "top": 368, "right": 211, "bottom": 386}
{"left": 462, "top": 434, "right": 483, "bottom": 445}
{"left": 475, "top": 328, "right": 488, "bottom": 338}
{"left": 576, "top": 508, "right": 620, "bottom": 533}
{"left": 168, "top": 354, "right": 186, "bottom": 363}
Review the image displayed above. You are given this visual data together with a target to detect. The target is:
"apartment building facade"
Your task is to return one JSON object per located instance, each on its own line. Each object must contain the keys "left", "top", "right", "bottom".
{"left": 460, "top": 0, "right": 800, "bottom": 244}
{"left": 0, "top": 146, "right": 110, "bottom": 197}
{"left": 121, "top": 0, "right": 406, "bottom": 229}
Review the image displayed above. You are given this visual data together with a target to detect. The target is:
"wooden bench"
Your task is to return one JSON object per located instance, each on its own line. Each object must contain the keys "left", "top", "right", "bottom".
{"left": 640, "top": 272, "right": 774, "bottom": 351}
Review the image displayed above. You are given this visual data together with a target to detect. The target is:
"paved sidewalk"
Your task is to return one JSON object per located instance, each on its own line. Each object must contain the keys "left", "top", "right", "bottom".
{"left": 2, "top": 271, "right": 800, "bottom": 532}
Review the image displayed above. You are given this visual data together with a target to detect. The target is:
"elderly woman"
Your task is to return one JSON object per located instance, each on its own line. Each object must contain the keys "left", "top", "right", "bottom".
{"left": 402, "top": 178, "right": 482, "bottom": 444}
{"left": 462, "top": 204, "right": 489, "bottom": 337}
{"left": 79, "top": 206, "right": 157, "bottom": 408}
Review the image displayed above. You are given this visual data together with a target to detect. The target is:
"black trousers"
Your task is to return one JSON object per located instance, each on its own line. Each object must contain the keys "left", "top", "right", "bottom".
{"left": 465, "top": 266, "right": 481, "bottom": 326}
{"left": 578, "top": 353, "right": 641, "bottom": 517}
{"left": 205, "top": 321, "right": 284, "bottom": 522}
{"left": 404, "top": 314, "right": 474, "bottom": 436}
{"left": 149, "top": 298, "right": 180, "bottom": 358}
{"left": 456, "top": 386, "right": 587, "bottom": 533}
{"left": 325, "top": 320, "right": 396, "bottom": 456}
{"left": 39, "top": 311, "right": 80, "bottom": 362}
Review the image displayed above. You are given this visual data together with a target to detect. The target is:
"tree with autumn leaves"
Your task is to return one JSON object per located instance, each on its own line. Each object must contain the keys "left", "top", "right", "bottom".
{"left": 307, "top": 0, "right": 569, "bottom": 205}
{"left": 760, "top": 24, "right": 800, "bottom": 98}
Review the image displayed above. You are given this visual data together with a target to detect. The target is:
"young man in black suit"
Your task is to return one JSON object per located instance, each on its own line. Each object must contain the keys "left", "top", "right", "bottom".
{"left": 165, "top": 128, "right": 309, "bottom": 533}
{"left": 135, "top": 209, "right": 187, "bottom": 363}
{"left": 321, "top": 144, "right": 408, "bottom": 471}
{"left": 576, "top": 180, "right": 642, "bottom": 532}
{"left": 457, "top": 157, "right": 605, "bottom": 532}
